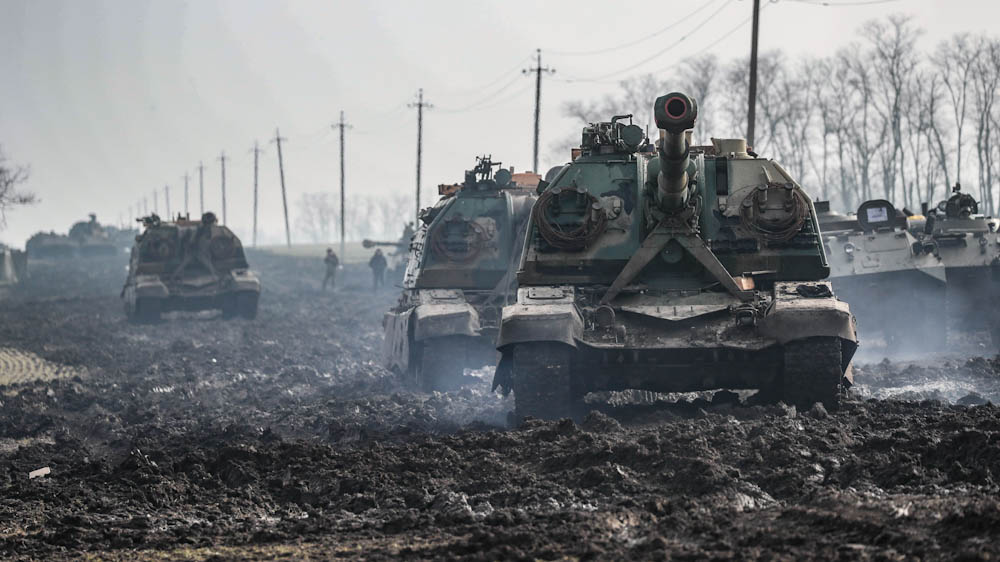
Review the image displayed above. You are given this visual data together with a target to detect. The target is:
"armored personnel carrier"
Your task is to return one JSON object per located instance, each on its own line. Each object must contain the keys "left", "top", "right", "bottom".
{"left": 818, "top": 199, "right": 946, "bottom": 352}
{"left": 911, "top": 185, "right": 1000, "bottom": 346}
{"left": 383, "top": 157, "right": 538, "bottom": 391}
{"left": 121, "top": 212, "right": 260, "bottom": 323}
{"left": 494, "top": 93, "right": 857, "bottom": 419}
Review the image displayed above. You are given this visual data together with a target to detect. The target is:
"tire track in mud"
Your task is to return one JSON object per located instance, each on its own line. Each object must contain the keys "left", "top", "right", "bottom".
{"left": 0, "top": 347, "right": 85, "bottom": 387}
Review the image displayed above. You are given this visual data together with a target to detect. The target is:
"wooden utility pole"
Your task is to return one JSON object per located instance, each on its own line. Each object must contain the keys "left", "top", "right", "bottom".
{"left": 218, "top": 152, "right": 228, "bottom": 224}
{"left": 198, "top": 161, "right": 205, "bottom": 216}
{"left": 746, "top": 0, "right": 761, "bottom": 148}
{"left": 273, "top": 129, "right": 291, "bottom": 248}
{"left": 523, "top": 49, "right": 555, "bottom": 174}
{"left": 183, "top": 173, "right": 190, "bottom": 217}
{"left": 332, "top": 111, "right": 352, "bottom": 259}
{"left": 409, "top": 89, "right": 433, "bottom": 222}
{"left": 143, "top": 197, "right": 148, "bottom": 215}
{"left": 164, "top": 185, "right": 171, "bottom": 219}
{"left": 250, "top": 141, "right": 262, "bottom": 247}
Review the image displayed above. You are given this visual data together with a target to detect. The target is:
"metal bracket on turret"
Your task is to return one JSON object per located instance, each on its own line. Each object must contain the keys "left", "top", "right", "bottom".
{"left": 599, "top": 219, "right": 756, "bottom": 306}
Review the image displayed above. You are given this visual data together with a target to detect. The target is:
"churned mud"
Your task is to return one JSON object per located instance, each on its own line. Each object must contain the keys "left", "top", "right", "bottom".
{"left": 1, "top": 253, "right": 998, "bottom": 560}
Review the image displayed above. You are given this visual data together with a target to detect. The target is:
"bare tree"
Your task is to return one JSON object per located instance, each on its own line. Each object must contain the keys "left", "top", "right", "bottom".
{"left": 0, "top": 146, "right": 34, "bottom": 227}
{"left": 933, "top": 33, "right": 980, "bottom": 188}
{"left": 971, "top": 36, "right": 1000, "bottom": 214}
{"left": 295, "top": 192, "right": 336, "bottom": 243}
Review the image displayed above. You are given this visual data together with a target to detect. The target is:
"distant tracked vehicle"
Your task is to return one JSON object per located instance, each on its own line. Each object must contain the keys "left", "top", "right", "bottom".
{"left": 383, "top": 158, "right": 538, "bottom": 391}
{"left": 121, "top": 213, "right": 260, "bottom": 322}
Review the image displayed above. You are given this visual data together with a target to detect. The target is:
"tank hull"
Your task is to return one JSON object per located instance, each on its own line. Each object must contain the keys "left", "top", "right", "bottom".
{"left": 496, "top": 282, "right": 856, "bottom": 407}
{"left": 384, "top": 289, "right": 501, "bottom": 390}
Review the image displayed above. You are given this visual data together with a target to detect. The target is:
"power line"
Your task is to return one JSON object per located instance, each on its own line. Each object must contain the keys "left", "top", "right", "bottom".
{"left": 786, "top": 0, "right": 900, "bottom": 5}
{"left": 437, "top": 73, "right": 523, "bottom": 113}
{"left": 524, "top": 49, "right": 555, "bottom": 174}
{"left": 559, "top": 0, "right": 731, "bottom": 83}
{"left": 548, "top": 0, "right": 724, "bottom": 57}
{"left": 433, "top": 54, "right": 535, "bottom": 98}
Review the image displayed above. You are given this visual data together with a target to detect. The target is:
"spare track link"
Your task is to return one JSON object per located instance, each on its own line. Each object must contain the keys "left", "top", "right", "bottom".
{"left": 783, "top": 336, "right": 843, "bottom": 411}
{"left": 512, "top": 343, "right": 573, "bottom": 420}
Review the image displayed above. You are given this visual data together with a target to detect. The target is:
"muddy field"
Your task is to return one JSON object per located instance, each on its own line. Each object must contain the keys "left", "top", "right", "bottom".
{"left": 1, "top": 252, "right": 999, "bottom": 560}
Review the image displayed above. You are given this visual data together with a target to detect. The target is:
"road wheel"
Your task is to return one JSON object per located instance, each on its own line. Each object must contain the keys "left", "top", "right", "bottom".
{"left": 415, "top": 338, "right": 466, "bottom": 392}
{"left": 135, "top": 298, "right": 161, "bottom": 324}
{"left": 221, "top": 295, "right": 238, "bottom": 319}
{"left": 237, "top": 292, "right": 259, "bottom": 320}
{"left": 782, "top": 336, "right": 844, "bottom": 411}
{"left": 511, "top": 342, "right": 576, "bottom": 420}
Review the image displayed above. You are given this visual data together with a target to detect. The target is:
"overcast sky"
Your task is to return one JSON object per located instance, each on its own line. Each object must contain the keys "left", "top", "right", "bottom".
{"left": 1, "top": 0, "right": 996, "bottom": 247}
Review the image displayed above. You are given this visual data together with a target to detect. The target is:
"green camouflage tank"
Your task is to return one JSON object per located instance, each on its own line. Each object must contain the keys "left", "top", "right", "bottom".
{"left": 383, "top": 157, "right": 537, "bottom": 391}
{"left": 495, "top": 93, "right": 858, "bottom": 419}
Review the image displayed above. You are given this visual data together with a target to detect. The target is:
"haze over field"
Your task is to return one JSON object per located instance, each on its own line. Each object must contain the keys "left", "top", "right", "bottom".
{"left": 1, "top": 0, "right": 996, "bottom": 247}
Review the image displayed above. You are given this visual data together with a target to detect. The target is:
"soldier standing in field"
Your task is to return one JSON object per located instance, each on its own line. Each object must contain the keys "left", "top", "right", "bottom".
{"left": 323, "top": 248, "right": 339, "bottom": 291}
{"left": 369, "top": 249, "right": 387, "bottom": 291}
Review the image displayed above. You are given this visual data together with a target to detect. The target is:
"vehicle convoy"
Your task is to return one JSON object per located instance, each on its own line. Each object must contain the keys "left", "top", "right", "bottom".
{"left": 911, "top": 185, "right": 1000, "bottom": 346}
{"left": 121, "top": 212, "right": 260, "bottom": 322}
{"left": 817, "top": 199, "right": 946, "bottom": 351}
{"left": 382, "top": 157, "right": 538, "bottom": 391}
{"left": 493, "top": 93, "right": 858, "bottom": 419}
{"left": 26, "top": 214, "right": 127, "bottom": 258}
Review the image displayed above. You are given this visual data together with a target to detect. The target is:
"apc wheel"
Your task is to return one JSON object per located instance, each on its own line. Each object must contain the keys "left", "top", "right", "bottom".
{"left": 782, "top": 336, "right": 844, "bottom": 411}
{"left": 414, "top": 338, "right": 466, "bottom": 392}
{"left": 511, "top": 342, "right": 576, "bottom": 420}
{"left": 237, "top": 292, "right": 259, "bottom": 320}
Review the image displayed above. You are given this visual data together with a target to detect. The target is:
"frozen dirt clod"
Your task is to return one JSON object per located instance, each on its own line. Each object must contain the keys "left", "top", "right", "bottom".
{"left": 0, "top": 253, "right": 999, "bottom": 560}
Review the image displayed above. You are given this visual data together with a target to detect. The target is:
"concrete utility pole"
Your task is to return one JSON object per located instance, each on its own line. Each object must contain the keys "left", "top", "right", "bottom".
{"left": 183, "top": 173, "right": 190, "bottom": 217}
{"left": 153, "top": 190, "right": 159, "bottom": 214}
{"left": 409, "top": 89, "right": 433, "bottom": 222}
{"left": 218, "top": 152, "right": 228, "bottom": 225}
{"left": 198, "top": 161, "right": 205, "bottom": 216}
{"left": 332, "top": 111, "right": 352, "bottom": 260}
{"left": 272, "top": 129, "right": 291, "bottom": 248}
{"left": 164, "top": 185, "right": 171, "bottom": 219}
{"left": 746, "top": 0, "right": 761, "bottom": 148}
{"left": 523, "top": 49, "right": 555, "bottom": 174}
{"left": 250, "top": 141, "right": 262, "bottom": 248}
{"left": 143, "top": 197, "right": 148, "bottom": 215}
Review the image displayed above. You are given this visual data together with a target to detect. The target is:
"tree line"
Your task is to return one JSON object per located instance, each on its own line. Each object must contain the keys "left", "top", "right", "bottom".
{"left": 562, "top": 15, "right": 1000, "bottom": 215}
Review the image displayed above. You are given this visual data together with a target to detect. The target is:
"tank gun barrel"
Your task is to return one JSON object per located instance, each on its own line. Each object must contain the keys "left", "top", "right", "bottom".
{"left": 652, "top": 92, "right": 698, "bottom": 213}
{"left": 363, "top": 239, "right": 407, "bottom": 249}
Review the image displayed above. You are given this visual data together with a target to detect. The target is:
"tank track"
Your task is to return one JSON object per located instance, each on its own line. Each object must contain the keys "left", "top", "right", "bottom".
{"left": 416, "top": 338, "right": 465, "bottom": 392}
{"left": 512, "top": 343, "right": 574, "bottom": 420}
{"left": 782, "top": 336, "right": 844, "bottom": 411}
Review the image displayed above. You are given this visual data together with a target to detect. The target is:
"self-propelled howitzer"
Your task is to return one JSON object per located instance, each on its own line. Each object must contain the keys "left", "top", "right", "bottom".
{"left": 495, "top": 92, "right": 858, "bottom": 419}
